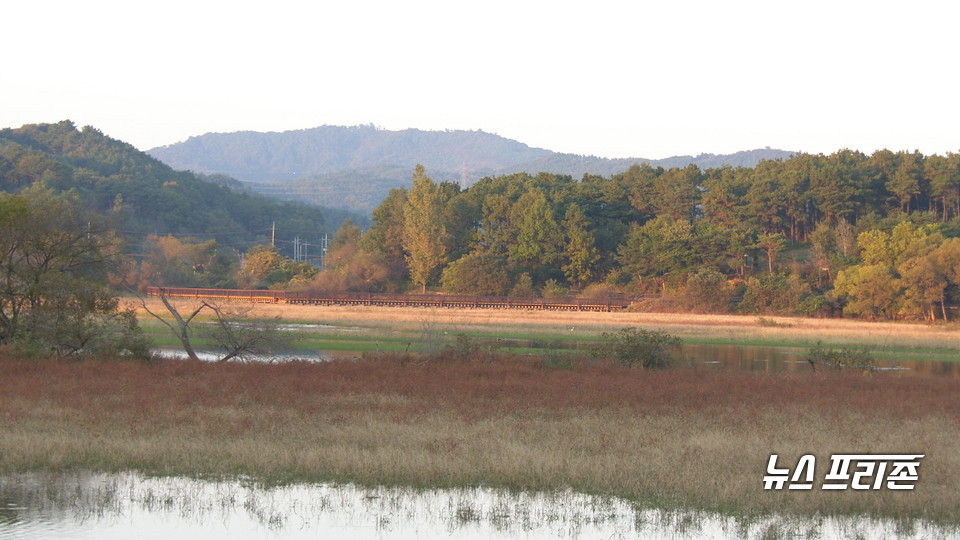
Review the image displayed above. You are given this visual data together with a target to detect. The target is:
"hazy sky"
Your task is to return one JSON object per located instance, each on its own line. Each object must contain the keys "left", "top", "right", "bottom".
{"left": 4, "top": 0, "right": 958, "bottom": 159}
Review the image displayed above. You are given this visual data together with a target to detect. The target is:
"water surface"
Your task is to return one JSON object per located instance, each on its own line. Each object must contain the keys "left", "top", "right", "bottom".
{"left": 1, "top": 472, "right": 955, "bottom": 540}
{"left": 680, "top": 343, "right": 960, "bottom": 377}
{"left": 153, "top": 340, "right": 959, "bottom": 378}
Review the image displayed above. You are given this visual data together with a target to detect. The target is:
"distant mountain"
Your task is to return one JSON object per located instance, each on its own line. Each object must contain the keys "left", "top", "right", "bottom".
{"left": 149, "top": 125, "right": 795, "bottom": 213}
{"left": 148, "top": 125, "right": 548, "bottom": 182}
{"left": 502, "top": 148, "right": 796, "bottom": 179}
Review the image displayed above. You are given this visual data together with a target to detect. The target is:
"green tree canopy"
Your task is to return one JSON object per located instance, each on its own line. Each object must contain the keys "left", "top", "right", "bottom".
{"left": 0, "top": 186, "right": 146, "bottom": 356}
{"left": 440, "top": 252, "right": 511, "bottom": 296}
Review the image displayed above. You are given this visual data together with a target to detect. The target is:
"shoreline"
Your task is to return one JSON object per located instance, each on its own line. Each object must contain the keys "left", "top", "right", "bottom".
{"left": 128, "top": 297, "right": 960, "bottom": 355}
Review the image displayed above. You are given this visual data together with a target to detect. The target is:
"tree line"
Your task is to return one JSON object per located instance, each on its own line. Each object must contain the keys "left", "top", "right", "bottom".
{"left": 4, "top": 119, "right": 960, "bottom": 360}
{"left": 309, "top": 151, "right": 960, "bottom": 322}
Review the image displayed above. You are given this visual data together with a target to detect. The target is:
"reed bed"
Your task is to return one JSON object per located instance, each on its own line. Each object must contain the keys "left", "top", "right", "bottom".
{"left": 2, "top": 352, "right": 958, "bottom": 523}
{"left": 129, "top": 298, "right": 960, "bottom": 353}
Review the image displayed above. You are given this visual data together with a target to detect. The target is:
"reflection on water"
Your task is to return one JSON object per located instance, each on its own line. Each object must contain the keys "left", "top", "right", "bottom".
{"left": 0, "top": 472, "right": 956, "bottom": 540}
{"left": 680, "top": 343, "right": 960, "bottom": 378}
{"left": 154, "top": 341, "right": 959, "bottom": 378}
{"left": 152, "top": 348, "right": 338, "bottom": 363}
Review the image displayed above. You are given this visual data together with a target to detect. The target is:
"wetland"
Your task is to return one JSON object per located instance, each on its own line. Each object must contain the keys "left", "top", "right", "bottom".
{"left": 2, "top": 301, "right": 959, "bottom": 538}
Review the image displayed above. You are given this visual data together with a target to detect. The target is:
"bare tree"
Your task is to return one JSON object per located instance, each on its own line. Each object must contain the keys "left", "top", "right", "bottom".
{"left": 201, "top": 302, "right": 289, "bottom": 362}
{"left": 139, "top": 290, "right": 289, "bottom": 362}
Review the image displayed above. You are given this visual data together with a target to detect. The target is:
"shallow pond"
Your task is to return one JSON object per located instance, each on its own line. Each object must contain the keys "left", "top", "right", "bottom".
{"left": 1, "top": 472, "right": 955, "bottom": 540}
{"left": 679, "top": 343, "right": 960, "bottom": 377}
{"left": 153, "top": 340, "right": 959, "bottom": 378}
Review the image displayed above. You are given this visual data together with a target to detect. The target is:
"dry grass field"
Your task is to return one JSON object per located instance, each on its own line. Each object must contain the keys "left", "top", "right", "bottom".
{"left": 132, "top": 297, "right": 960, "bottom": 352}
{"left": 2, "top": 351, "right": 958, "bottom": 523}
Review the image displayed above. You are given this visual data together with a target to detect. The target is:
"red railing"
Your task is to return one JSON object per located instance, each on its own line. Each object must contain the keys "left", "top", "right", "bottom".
{"left": 145, "top": 287, "right": 635, "bottom": 312}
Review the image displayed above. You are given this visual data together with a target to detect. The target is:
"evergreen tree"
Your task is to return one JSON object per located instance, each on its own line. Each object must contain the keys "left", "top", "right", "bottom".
{"left": 508, "top": 190, "right": 563, "bottom": 279}
{"left": 562, "top": 205, "right": 600, "bottom": 288}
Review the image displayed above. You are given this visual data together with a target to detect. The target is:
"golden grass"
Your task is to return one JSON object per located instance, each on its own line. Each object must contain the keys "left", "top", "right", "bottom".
{"left": 2, "top": 353, "right": 959, "bottom": 522}
{"left": 129, "top": 297, "right": 960, "bottom": 351}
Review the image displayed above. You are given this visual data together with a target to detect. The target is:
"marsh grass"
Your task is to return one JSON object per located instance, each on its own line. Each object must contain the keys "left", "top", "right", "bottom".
{"left": 2, "top": 353, "right": 959, "bottom": 524}
{"left": 129, "top": 299, "right": 960, "bottom": 361}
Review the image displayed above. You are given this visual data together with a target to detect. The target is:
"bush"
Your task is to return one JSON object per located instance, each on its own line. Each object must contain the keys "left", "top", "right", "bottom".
{"left": 541, "top": 279, "right": 569, "bottom": 298}
{"left": 509, "top": 273, "right": 537, "bottom": 297}
{"left": 738, "top": 272, "right": 812, "bottom": 315}
{"left": 592, "top": 327, "right": 682, "bottom": 369}
{"left": 443, "top": 333, "right": 495, "bottom": 363}
{"left": 441, "top": 253, "right": 511, "bottom": 295}
{"left": 806, "top": 342, "right": 877, "bottom": 371}
{"left": 678, "top": 268, "right": 734, "bottom": 313}
{"left": 578, "top": 283, "right": 623, "bottom": 299}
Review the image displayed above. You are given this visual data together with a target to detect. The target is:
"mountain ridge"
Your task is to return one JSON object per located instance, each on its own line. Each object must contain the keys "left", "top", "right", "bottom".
{"left": 148, "top": 125, "right": 795, "bottom": 212}
{"left": 149, "top": 125, "right": 555, "bottom": 182}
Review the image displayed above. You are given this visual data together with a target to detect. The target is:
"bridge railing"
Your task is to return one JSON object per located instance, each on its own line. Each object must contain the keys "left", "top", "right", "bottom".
{"left": 146, "top": 287, "right": 640, "bottom": 312}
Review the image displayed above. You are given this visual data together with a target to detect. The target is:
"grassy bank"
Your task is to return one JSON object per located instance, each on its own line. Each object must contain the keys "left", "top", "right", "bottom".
{"left": 2, "top": 352, "right": 958, "bottom": 523}
{"left": 130, "top": 298, "right": 960, "bottom": 361}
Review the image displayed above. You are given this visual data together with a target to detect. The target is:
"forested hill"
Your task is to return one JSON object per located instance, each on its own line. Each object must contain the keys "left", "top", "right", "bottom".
{"left": 149, "top": 125, "right": 553, "bottom": 182}
{"left": 0, "top": 121, "right": 360, "bottom": 253}
{"left": 148, "top": 125, "right": 794, "bottom": 212}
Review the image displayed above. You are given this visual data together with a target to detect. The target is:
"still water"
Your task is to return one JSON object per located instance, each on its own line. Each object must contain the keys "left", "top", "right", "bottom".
{"left": 1, "top": 472, "right": 956, "bottom": 540}
{"left": 155, "top": 342, "right": 959, "bottom": 378}
{"left": 679, "top": 343, "right": 960, "bottom": 377}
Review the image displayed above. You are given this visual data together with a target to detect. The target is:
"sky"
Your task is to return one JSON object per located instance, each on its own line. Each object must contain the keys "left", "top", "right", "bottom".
{"left": 3, "top": 0, "right": 959, "bottom": 159}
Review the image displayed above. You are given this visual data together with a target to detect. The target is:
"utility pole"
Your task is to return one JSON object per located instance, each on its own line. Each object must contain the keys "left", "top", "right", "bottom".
{"left": 271, "top": 222, "right": 276, "bottom": 247}
{"left": 320, "top": 234, "right": 329, "bottom": 269}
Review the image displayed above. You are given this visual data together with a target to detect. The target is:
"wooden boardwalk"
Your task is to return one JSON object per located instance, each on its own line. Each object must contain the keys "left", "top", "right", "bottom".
{"left": 146, "top": 287, "right": 635, "bottom": 312}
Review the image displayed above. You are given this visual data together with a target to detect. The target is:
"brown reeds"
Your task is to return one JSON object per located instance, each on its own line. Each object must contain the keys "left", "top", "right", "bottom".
{"left": 130, "top": 297, "right": 960, "bottom": 352}
{"left": 2, "top": 352, "right": 958, "bottom": 523}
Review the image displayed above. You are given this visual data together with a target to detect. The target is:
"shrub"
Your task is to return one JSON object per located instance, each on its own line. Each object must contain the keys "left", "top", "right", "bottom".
{"left": 806, "top": 342, "right": 877, "bottom": 371}
{"left": 509, "top": 273, "right": 537, "bottom": 297}
{"left": 440, "top": 253, "right": 511, "bottom": 295}
{"left": 678, "top": 268, "right": 734, "bottom": 313}
{"left": 443, "top": 333, "right": 494, "bottom": 363}
{"left": 592, "top": 327, "right": 681, "bottom": 369}
{"left": 738, "top": 272, "right": 812, "bottom": 315}
{"left": 578, "top": 283, "right": 623, "bottom": 299}
{"left": 541, "top": 279, "right": 569, "bottom": 298}
{"left": 756, "top": 316, "right": 789, "bottom": 327}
